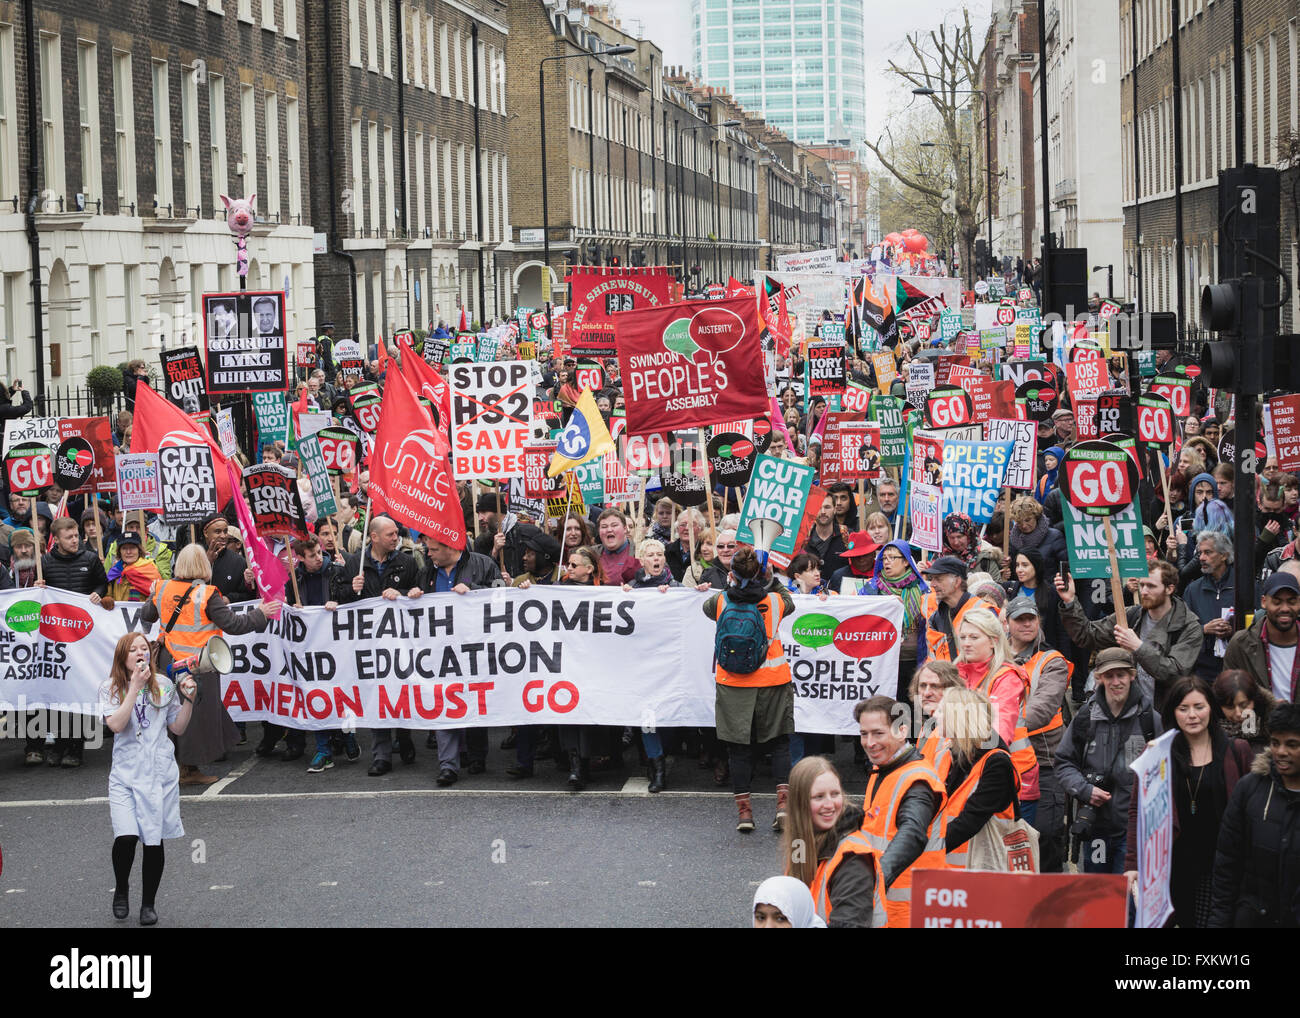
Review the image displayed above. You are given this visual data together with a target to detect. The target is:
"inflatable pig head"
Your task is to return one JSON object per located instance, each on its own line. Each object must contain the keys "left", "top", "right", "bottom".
{"left": 221, "top": 193, "right": 257, "bottom": 238}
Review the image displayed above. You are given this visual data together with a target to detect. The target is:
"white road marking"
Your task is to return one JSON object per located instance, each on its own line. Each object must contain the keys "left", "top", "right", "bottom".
{"left": 637, "top": 880, "right": 656, "bottom": 887}
{"left": 423, "top": 880, "right": 445, "bottom": 887}
{"left": 0, "top": 788, "right": 776, "bottom": 807}
{"left": 620, "top": 777, "right": 650, "bottom": 794}
{"left": 209, "top": 885, "right": 234, "bottom": 891}
{"left": 318, "top": 881, "right": 338, "bottom": 887}
{"left": 529, "top": 880, "right": 550, "bottom": 886}
{"left": 5, "top": 887, "right": 26, "bottom": 893}
{"left": 202, "top": 753, "right": 261, "bottom": 798}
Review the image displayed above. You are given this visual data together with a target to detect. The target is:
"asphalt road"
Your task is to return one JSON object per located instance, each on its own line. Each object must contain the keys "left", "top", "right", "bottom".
{"left": 0, "top": 724, "right": 870, "bottom": 928}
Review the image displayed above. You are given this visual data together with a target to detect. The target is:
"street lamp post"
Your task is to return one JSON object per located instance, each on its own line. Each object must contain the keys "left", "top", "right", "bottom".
{"left": 539, "top": 43, "right": 634, "bottom": 343}
{"left": 676, "top": 119, "right": 740, "bottom": 294}
{"left": 913, "top": 87, "right": 993, "bottom": 279}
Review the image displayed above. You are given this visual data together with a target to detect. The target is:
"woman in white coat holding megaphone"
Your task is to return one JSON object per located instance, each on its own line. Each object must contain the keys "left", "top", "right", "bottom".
{"left": 141, "top": 543, "right": 279, "bottom": 786}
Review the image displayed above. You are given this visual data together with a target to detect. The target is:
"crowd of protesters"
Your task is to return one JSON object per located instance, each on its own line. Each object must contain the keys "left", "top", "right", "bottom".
{"left": 5, "top": 297, "right": 1299, "bottom": 931}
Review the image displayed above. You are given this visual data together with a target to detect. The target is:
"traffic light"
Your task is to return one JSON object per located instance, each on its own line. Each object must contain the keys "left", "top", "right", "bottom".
{"left": 1200, "top": 275, "right": 1266, "bottom": 394}
{"left": 974, "top": 238, "right": 988, "bottom": 278}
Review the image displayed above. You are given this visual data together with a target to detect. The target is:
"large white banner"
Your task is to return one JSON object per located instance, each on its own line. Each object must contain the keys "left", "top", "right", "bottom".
{"left": 0, "top": 589, "right": 902, "bottom": 736}
{"left": 776, "top": 249, "right": 837, "bottom": 274}
{"left": 1131, "top": 729, "right": 1176, "bottom": 929}
{"left": 753, "top": 271, "right": 848, "bottom": 334}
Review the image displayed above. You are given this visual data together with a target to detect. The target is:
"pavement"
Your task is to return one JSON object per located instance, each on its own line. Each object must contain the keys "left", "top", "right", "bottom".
{"left": 0, "top": 724, "right": 870, "bottom": 928}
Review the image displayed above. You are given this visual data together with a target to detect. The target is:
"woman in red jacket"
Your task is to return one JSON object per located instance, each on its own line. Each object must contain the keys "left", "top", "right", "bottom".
{"left": 1124, "top": 675, "right": 1256, "bottom": 927}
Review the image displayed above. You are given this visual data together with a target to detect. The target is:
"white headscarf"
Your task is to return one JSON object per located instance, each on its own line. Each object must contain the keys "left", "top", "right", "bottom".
{"left": 751, "top": 876, "right": 826, "bottom": 929}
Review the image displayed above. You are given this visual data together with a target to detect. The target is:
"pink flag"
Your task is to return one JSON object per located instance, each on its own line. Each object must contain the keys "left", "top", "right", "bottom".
{"left": 769, "top": 396, "right": 794, "bottom": 449}
{"left": 225, "top": 459, "right": 289, "bottom": 609}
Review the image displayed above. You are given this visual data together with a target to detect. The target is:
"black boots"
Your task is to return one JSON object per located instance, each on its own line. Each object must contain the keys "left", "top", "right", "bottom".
{"left": 567, "top": 751, "right": 586, "bottom": 791}
{"left": 647, "top": 756, "right": 666, "bottom": 794}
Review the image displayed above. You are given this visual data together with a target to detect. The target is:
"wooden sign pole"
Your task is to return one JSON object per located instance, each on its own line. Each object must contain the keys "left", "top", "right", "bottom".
{"left": 356, "top": 500, "right": 372, "bottom": 578}
{"left": 1103, "top": 515, "right": 1128, "bottom": 617}
{"left": 1157, "top": 450, "right": 1174, "bottom": 540}
{"left": 857, "top": 478, "right": 866, "bottom": 531}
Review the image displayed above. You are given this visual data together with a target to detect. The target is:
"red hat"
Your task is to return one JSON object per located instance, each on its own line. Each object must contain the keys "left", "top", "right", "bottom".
{"left": 841, "top": 532, "right": 880, "bottom": 558}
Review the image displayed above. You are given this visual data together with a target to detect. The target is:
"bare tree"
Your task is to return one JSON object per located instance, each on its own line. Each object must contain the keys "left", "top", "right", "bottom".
{"left": 864, "top": 9, "right": 986, "bottom": 284}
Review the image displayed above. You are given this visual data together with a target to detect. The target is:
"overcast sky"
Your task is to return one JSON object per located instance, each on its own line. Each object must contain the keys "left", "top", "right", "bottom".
{"left": 608, "top": 0, "right": 991, "bottom": 142}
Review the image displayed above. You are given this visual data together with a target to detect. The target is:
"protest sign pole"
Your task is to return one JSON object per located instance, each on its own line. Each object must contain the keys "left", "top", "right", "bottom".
{"left": 1103, "top": 515, "right": 1128, "bottom": 617}
{"left": 138, "top": 509, "right": 146, "bottom": 538}
{"left": 1002, "top": 486, "right": 1011, "bottom": 562}
{"left": 356, "top": 500, "right": 372, "bottom": 578}
{"left": 857, "top": 479, "right": 866, "bottom": 530}
{"left": 1157, "top": 451, "right": 1174, "bottom": 536}
{"left": 494, "top": 485, "right": 505, "bottom": 571}
{"left": 286, "top": 537, "right": 302, "bottom": 606}
{"left": 552, "top": 474, "right": 576, "bottom": 582}
{"left": 698, "top": 428, "right": 717, "bottom": 536}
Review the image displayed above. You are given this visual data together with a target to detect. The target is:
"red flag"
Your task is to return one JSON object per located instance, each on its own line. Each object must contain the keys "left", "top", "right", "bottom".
{"left": 368, "top": 368, "right": 464, "bottom": 549}
{"left": 458, "top": 307, "right": 469, "bottom": 332}
{"left": 398, "top": 339, "right": 452, "bottom": 446}
{"left": 130, "top": 382, "right": 234, "bottom": 506}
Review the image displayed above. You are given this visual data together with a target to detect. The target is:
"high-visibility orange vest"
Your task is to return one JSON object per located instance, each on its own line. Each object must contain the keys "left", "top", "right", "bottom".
{"left": 1021, "top": 648, "right": 1074, "bottom": 738}
{"left": 934, "top": 747, "right": 1020, "bottom": 870}
{"left": 860, "top": 756, "right": 947, "bottom": 928}
{"left": 151, "top": 579, "right": 221, "bottom": 663}
{"left": 924, "top": 596, "right": 977, "bottom": 663}
{"left": 971, "top": 660, "right": 1039, "bottom": 789}
{"left": 917, "top": 733, "right": 953, "bottom": 783}
{"left": 712, "top": 592, "right": 792, "bottom": 688}
{"left": 809, "top": 830, "right": 888, "bottom": 927}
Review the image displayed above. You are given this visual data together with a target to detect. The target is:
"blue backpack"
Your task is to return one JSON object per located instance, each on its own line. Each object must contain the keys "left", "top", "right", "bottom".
{"left": 715, "top": 594, "right": 772, "bottom": 674}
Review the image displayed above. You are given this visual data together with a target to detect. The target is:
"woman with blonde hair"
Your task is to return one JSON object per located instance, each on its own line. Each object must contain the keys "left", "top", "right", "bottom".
{"left": 956, "top": 607, "right": 1038, "bottom": 811}
{"left": 932, "top": 686, "right": 1020, "bottom": 866}
{"left": 781, "top": 756, "right": 882, "bottom": 926}
{"left": 139, "top": 543, "right": 280, "bottom": 785}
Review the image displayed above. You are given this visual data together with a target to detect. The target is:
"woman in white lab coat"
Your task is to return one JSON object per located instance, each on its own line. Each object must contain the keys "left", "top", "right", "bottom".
{"left": 99, "top": 632, "right": 196, "bottom": 926}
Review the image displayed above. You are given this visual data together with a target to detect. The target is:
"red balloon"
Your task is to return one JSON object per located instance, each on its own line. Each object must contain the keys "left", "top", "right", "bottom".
{"left": 903, "top": 233, "right": 928, "bottom": 253}
{"left": 884, "top": 232, "right": 902, "bottom": 245}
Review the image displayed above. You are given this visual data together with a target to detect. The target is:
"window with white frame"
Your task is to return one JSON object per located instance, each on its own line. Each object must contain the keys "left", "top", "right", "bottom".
{"left": 0, "top": 26, "right": 18, "bottom": 202}
{"left": 351, "top": 118, "right": 363, "bottom": 231}
{"left": 284, "top": 0, "right": 297, "bottom": 38}
{"left": 440, "top": 25, "right": 449, "bottom": 96}
{"left": 442, "top": 139, "right": 451, "bottom": 235}
{"left": 1290, "top": 20, "right": 1298, "bottom": 136}
{"left": 411, "top": 8, "right": 422, "bottom": 86}
{"left": 368, "top": 120, "right": 379, "bottom": 234}
{"left": 1255, "top": 42, "right": 1265, "bottom": 164}
{"left": 77, "top": 41, "right": 102, "bottom": 205}
{"left": 414, "top": 130, "right": 424, "bottom": 233}
{"left": 264, "top": 93, "right": 279, "bottom": 218}
{"left": 1268, "top": 32, "right": 1277, "bottom": 164}
{"left": 40, "top": 33, "right": 65, "bottom": 203}
{"left": 182, "top": 63, "right": 200, "bottom": 213}
{"left": 152, "top": 60, "right": 173, "bottom": 211}
{"left": 113, "top": 50, "right": 136, "bottom": 210}
{"left": 262, "top": 0, "right": 276, "bottom": 31}
{"left": 425, "top": 15, "right": 435, "bottom": 91}
{"left": 240, "top": 82, "right": 257, "bottom": 197}
{"left": 239, "top": 0, "right": 252, "bottom": 21}
{"left": 468, "top": 145, "right": 477, "bottom": 238}
{"left": 209, "top": 75, "right": 227, "bottom": 211}
{"left": 366, "top": 0, "right": 378, "bottom": 71}
{"left": 428, "top": 135, "right": 439, "bottom": 234}
{"left": 88, "top": 264, "right": 104, "bottom": 364}
{"left": 453, "top": 30, "right": 463, "bottom": 100}
{"left": 286, "top": 97, "right": 301, "bottom": 220}
{"left": 456, "top": 142, "right": 465, "bottom": 235}
{"left": 383, "top": 125, "right": 394, "bottom": 233}
{"left": 349, "top": 0, "right": 361, "bottom": 65}
{"left": 477, "top": 41, "right": 486, "bottom": 107}
{"left": 381, "top": 0, "right": 392, "bottom": 77}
